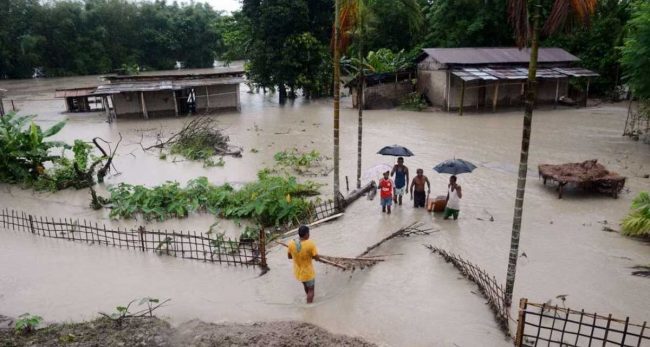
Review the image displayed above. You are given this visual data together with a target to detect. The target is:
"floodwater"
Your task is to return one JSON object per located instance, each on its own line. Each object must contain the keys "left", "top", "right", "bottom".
{"left": 1, "top": 70, "right": 649, "bottom": 347}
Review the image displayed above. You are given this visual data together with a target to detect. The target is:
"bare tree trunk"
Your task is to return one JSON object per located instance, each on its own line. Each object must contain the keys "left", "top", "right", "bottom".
{"left": 333, "top": 0, "right": 341, "bottom": 203}
{"left": 356, "top": 77, "right": 364, "bottom": 189}
{"left": 505, "top": 1, "right": 540, "bottom": 306}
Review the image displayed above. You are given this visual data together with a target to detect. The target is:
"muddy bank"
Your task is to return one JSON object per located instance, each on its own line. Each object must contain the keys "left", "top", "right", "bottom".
{"left": 0, "top": 316, "right": 374, "bottom": 347}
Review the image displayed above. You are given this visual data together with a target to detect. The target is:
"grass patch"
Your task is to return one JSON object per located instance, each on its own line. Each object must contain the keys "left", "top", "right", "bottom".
{"left": 621, "top": 191, "right": 650, "bottom": 238}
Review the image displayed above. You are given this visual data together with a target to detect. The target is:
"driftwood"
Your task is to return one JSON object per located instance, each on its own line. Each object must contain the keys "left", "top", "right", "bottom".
{"left": 276, "top": 241, "right": 383, "bottom": 271}
{"left": 538, "top": 159, "right": 626, "bottom": 198}
{"left": 344, "top": 181, "right": 376, "bottom": 206}
{"left": 142, "top": 116, "right": 242, "bottom": 157}
{"left": 358, "top": 222, "right": 435, "bottom": 257}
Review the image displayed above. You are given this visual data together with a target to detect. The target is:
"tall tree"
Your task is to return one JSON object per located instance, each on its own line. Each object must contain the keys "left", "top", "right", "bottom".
{"left": 333, "top": 0, "right": 342, "bottom": 202}
{"left": 504, "top": 0, "right": 596, "bottom": 306}
{"left": 621, "top": 0, "right": 650, "bottom": 100}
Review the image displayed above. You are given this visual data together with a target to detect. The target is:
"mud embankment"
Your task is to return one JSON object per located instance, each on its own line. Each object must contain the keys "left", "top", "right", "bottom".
{"left": 0, "top": 316, "right": 375, "bottom": 347}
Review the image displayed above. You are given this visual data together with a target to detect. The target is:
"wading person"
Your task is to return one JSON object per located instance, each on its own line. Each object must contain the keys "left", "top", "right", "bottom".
{"left": 444, "top": 175, "right": 462, "bottom": 220}
{"left": 378, "top": 171, "right": 394, "bottom": 214}
{"left": 288, "top": 225, "right": 319, "bottom": 303}
{"left": 391, "top": 157, "right": 409, "bottom": 206}
{"left": 410, "top": 169, "right": 430, "bottom": 208}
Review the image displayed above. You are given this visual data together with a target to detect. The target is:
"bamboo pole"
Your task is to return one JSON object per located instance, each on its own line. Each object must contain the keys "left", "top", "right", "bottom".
{"left": 140, "top": 92, "right": 148, "bottom": 119}
{"left": 493, "top": 81, "right": 500, "bottom": 113}
{"left": 459, "top": 80, "right": 465, "bottom": 116}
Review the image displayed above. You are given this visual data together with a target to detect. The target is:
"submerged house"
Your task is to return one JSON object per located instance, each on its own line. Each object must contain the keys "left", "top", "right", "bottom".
{"left": 416, "top": 48, "right": 598, "bottom": 114}
{"left": 94, "top": 70, "right": 245, "bottom": 119}
{"left": 348, "top": 70, "right": 416, "bottom": 110}
{"left": 55, "top": 87, "right": 106, "bottom": 112}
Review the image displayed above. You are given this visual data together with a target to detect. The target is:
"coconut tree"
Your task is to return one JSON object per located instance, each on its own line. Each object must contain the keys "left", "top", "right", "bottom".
{"left": 333, "top": 0, "right": 342, "bottom": 203}
{"left": 504, "top": 0, "right": 596, "bottom": 306}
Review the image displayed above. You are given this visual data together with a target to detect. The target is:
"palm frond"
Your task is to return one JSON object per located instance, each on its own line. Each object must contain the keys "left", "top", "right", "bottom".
{"left": 508, "top": 0, "right": 529, "bottom": 48}
{"left": 543, "top": 0, "right": 597, "bottom": 36}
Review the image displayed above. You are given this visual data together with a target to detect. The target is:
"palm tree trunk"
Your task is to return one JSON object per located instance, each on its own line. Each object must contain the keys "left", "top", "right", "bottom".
{"left": 333, "top": 0, "right": 341, "bottom": 204}
{"left": 356, "top": 76, "right": 363, "bottom": 189}
{"left": 505, "top": 0, "right": 541, "bottom": 306}
{"left": 356, "top": 25, "right": 364, "bottom": 189}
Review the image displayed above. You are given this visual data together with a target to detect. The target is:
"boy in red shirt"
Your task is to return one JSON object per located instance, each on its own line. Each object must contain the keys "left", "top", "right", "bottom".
{"left": 378, "top": 171, "right": 394, "bottom": 214}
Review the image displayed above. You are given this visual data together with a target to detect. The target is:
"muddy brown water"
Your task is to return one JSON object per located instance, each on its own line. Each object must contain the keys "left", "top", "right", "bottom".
{"left": 1, "top": 70, "right": 649, "bottom": 347}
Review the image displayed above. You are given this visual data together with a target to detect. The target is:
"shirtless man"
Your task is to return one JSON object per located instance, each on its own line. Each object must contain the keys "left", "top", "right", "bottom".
{"left": 409, "top": 168, "right": 431, "bottom": 208}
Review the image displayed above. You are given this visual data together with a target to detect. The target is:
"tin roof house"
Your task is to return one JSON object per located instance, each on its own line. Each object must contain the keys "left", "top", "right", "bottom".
{"left": 415, "top": 47, "right": 598, "bottom": 114}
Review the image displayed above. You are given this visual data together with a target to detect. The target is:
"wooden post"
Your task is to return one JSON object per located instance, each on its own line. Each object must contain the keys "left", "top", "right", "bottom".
{"left": 138, "top": 226, "right": 146, "bottom": 252}
{"left": 236, "top": 84, "right": 241, "bottom": 111}
{"left": 11, "top": 100, "right": 16, "bottom": 112}
{"left": 584, "top": 78, "right": 591, "bottom": 107}
{"left": 492, "top": 81, "right": 500, "bottom": 113}
{"left": 345, "top": 176, "right": 349, "bottom": 192}
{"left": 205, "top": 86, "right": 210, "bottom": 112}
{"left": 28, "top": 215, "right": 35, "bottom": 234}
{"left": 458, "top": 80, "right": 465, "bottom": 116}
{"left": 554, "top": 78, "right": 560, "bottom": 109}
{"left": 140, "top": 92, "right": 148, "bottom": 119}
{"left": 259, "top": 227, "right": 268, "bottom": 269}
{"left": 173, "top": 91, "right": 179, "bottom": 116}
{"left": 514, "top": 298, "right": 528, "bottom": 347}
{"left": 446, "top": 71, "right": 451, "bottom": 112}
{"left": 103, "top": 97, "right": 111, "bottom": 122}
{"left": 0, "top": 97, "right": 5, "bottom": 116}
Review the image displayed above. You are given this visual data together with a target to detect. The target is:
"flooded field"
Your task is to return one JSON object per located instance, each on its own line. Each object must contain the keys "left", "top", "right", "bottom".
{"left": 1, "top": 70, "right": 649, "bottom": 346}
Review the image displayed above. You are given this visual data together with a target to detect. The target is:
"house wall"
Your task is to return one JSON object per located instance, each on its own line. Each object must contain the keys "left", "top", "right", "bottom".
{"left": 351, "top": 80, "right": 414, "bottom": 109}
{"left": 112, "top": 92, "right": 144, "bottom": 118}
{"left": 112, "top": 83, "right": 240, "bottom": 118}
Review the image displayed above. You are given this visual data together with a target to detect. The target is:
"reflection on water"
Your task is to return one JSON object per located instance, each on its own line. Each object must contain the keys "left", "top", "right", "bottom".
{"left": 1, "top": 71, "right": 649, "bottom": 346}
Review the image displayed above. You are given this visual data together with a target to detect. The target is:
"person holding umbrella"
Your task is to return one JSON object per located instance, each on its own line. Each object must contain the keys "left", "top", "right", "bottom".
{"left": 390, "top": 157, "right": 409, "bottom": 206}
{"left": 444, "top": 175, "right": 462, "bottom": 220}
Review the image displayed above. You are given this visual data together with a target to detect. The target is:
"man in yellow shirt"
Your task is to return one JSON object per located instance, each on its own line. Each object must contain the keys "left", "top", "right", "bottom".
{"left": 288, "top": 225, "right": 320, "bottom": 303}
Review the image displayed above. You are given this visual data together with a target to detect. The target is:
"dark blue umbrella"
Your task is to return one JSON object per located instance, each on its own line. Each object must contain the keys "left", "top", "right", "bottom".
{"left": 377, "top": 145, "right": 414, "bottom": 157}
{"left": 433, "top": 159, "right": 477, "bottom": 175}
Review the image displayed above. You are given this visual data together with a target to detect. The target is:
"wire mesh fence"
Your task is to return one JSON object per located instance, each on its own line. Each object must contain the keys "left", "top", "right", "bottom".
{"left": 515, "top": 299, "right": 649, "bottom": 347}
{"left": 0, "top": 208, "right": 264, "bottom": 268}
{"left": 426, "top": 245, "right": 510, "bottom": 331}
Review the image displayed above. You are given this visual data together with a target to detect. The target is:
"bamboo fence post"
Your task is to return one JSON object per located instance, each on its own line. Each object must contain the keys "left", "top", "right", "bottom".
{"left": 259, "top": 227, "right": 267, "bottom": 269}
{"left": 138, "top": 226, "right": 146, "bottom": 252}
{"left": 637, "top": 321, "right": 646, "bottom": 347}
{"left": 28, "top": 214, "right": 35, "bottom": 234}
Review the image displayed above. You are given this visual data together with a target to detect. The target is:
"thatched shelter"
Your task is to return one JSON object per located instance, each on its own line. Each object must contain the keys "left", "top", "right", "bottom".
{"left": 538, "top": 160, "right": 626, "bottom": 198}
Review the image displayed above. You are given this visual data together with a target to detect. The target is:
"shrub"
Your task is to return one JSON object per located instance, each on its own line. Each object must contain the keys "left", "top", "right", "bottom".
{"left": 621, "top": 191, "right": 650, "bottom": 237}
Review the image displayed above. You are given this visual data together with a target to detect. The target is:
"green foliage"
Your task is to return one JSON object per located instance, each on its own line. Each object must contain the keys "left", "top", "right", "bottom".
{"left": 621, "top": 191, "right": 650, "bottom": 237}
{"left": 274, "top": 148, "right": 322, "bottom": 169}
{"left": 242, "top": 0, "right": 333, "bottom": 100}
{"left": 14, "top": 313, "right": 43, "bottom": 335}
{"left": 546, "top": 0, "right": 632, "bottom": 96}
{"left": 364, "top": 48, "right": 414, "bottom": 73}
{"left": 0, "top": 112, "right": 67, "bottom": 185}
{"left": 400, "top": 92, "right": 427, "bottom": 111}
{"left": 216, "top": 11, "right": 250, "bottom": 63}
{"left": 621, "top": 1, "right": 650, "bottom": 99}
{"left": 422, "top": 0, "right": 512, "bottom": 48}
{"left": 0, "top": 0, "right": 226, "bottom": 78}
{"left": 107, "top": 172, "right": 320, "bottom": 227}
{"left": 363, "top": 0, "right": 424, "bottom": 52}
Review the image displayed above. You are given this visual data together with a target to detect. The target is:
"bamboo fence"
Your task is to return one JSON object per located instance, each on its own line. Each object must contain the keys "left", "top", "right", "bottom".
{"left": 0, "top": 208, "right": 263, "bottom": 267}
{"left": 515, "top": 298, "right": 649, "bottom": 347}
{"left": 426, "top": 245, "right": 510, "bottom": 331}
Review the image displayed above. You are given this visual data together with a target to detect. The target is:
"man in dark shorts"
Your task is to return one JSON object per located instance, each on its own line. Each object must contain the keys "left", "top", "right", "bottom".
{"left": 390, "top": 157, "right": 409, "bottom": 206}
{"left": 287, "top": 226, "right": 320, "bottom": 303}
{"left": 409, "top": 168, "right": 430, "bottom": 208}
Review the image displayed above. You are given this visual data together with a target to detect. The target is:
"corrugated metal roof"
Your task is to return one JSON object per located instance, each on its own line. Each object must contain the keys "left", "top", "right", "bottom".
{"left": 421, "top": 47, "right": 579, "bottom": 65}
{"left": 552, "top": 67, "right": 599, "bottom": 77}
{"left": 95, "top": 77, "right": 245, "bottom": 94}
{"left": 55, "top": 87, "right": 100, "bottom": 98}
{"left": 451, "top": 66, "right": 596, "bottom": 82}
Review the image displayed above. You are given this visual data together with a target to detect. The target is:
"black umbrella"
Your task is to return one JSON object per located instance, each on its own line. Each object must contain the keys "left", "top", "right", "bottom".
{"left": 377, "top": 145, "right": 414, "bottom": 157}
{"left": 433, "top": 159, "right": 477, "bottom": 175}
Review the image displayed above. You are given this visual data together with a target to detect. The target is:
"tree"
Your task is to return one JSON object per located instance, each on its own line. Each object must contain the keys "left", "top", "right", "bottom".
{"left": 504, "top": 0, "right": 596, "bottom": 306}
{"left": 364, "top": 0, "right": 424, "bottom": 52}
{"left": 422, "top": 0, "right": 512, "bottom": 48}
{"left": 333, "top": 0, "right": 342, "bottom": 201}
{"left": 621, "top": 0, "right": 650, "bottom": 100}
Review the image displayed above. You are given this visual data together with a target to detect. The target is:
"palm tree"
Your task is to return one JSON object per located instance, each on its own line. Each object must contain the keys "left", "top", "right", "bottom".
{"left": 504, "top": 0, "right": 596, "bottom": 306}
{"left": 333, "top": 0, "right": 342, "bottom": 204}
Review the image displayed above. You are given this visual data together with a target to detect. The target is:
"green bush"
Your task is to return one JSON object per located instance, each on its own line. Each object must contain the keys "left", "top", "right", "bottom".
{"left": 0, "top": 113, "right": 67, "bottom": 185}
{"left": 400, "top": 92, "right": 427, "bottom": 111}
{"left": 621, "top": 192, "right": 650, "bottom": 238}
{"left": 14, "top": 313, "right": 43, "bottom": 335}
{"left": 108, "top": 171, "right": 320, "bottom": 227}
